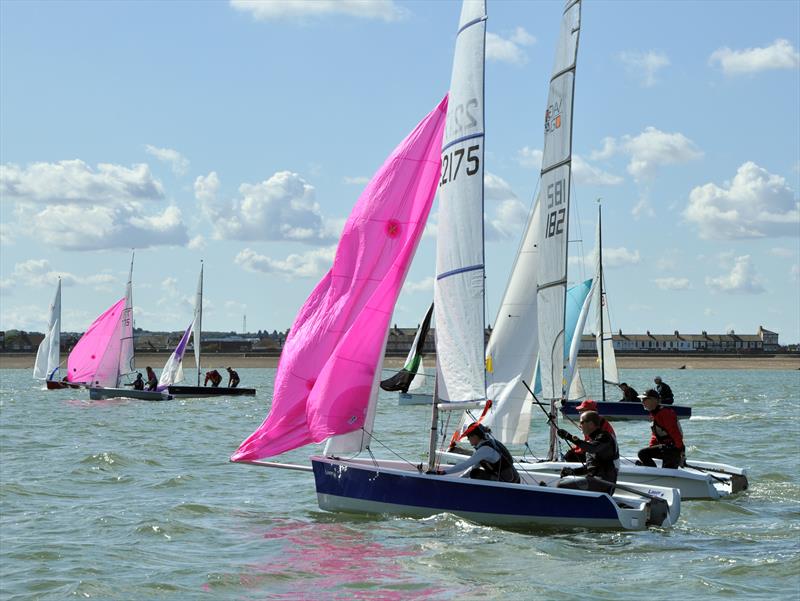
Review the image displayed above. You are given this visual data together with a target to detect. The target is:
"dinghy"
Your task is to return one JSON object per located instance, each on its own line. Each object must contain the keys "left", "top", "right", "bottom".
{"left": 167, "top": 263, "right": 256, "bottom": 398}
{"left": 85, "top": 254, "right": 171, "bottom": 401}
{"left": 234, "top": 0, "right": 679, "bottom": 531}
{"left": 33, "top": 279, "right": 75, "bottom": 389}
{"left": 380, "top": 303, "right": 433, "bottom": 405}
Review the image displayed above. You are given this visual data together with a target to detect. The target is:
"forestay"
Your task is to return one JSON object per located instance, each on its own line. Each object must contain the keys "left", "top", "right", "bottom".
{"left": 434, "top": 0, "right": 487, "bottom": 404}
{"left": 536, "top": 0, "right": 581, "bottom": 405}
{"left": 232, "top": 97, "right": 447, "bottom": 461}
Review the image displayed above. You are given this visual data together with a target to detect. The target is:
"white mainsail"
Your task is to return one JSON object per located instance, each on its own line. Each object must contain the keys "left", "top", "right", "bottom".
{"left": 594, "top": 205, "right": 619, "bottom": 395}
{"left": 118, "top": 252, "right": 135, "bottom": 382}
{"left": 434, "top": 0, "right": 487, "bottom": 404}
{"left": 194, "top": 262, "right": 204, "bottom": 386}
{"left": 536, "top": 0, "right": 581, "bottom": 406}
{"left": 33, "top": 278, "right": 62, "bottom": 381}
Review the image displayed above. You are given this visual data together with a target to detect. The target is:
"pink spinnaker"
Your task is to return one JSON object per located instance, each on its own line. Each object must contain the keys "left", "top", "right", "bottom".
{"left": 232, "top": 95, "right": 448, "bottom": 461}
{"left": 67, "top": 298, "right": 126, "bottom": 386}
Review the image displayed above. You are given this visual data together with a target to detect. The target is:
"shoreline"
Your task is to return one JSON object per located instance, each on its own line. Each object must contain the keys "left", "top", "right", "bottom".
{"left": 2, "top": 353, "right": 798, "bottom": 371}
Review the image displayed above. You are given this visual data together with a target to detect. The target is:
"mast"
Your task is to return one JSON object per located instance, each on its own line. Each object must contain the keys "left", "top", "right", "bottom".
{"left": 117, "top": 250, "right": 136, "bottom": 385}
{"left": 195, "top": 261, "right": 204, "bottom": 386}
{"left": 598, "top": 202, "right": 606, "bottom": 402}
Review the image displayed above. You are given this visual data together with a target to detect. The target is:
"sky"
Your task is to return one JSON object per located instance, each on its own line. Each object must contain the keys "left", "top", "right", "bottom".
{"left": 1, "top": 0, "right": 798, "bottom": 344}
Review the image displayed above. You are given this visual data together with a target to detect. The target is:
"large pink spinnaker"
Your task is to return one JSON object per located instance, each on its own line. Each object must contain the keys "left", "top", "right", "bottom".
{"left": 232, "top": 96, "right": 448, "bottom": 461}
{"left": 66, "top": 298, "right": 126, "bottom": 386}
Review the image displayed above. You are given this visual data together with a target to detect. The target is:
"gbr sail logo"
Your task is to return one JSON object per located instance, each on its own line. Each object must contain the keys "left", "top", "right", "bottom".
{"left": 544, "top": 99, "right": 563, "bottom": 134}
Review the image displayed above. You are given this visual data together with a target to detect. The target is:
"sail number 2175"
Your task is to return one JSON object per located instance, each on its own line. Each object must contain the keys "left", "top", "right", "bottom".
{"left": 545, "top": 178, "right": 566, "bottom": 238}
{"left": 440, "top": 144, "right": 480, "bottom": 187}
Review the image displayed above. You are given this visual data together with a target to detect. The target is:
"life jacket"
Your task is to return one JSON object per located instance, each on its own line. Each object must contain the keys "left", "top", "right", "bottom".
{"left": 584, "top": 430, "right": 619, "bottom": 483}
{"left": 650, "top": 406, "right": 684, "bottom": 448}
{"left": 475, "top": 437, "right": 520, "bottom": 483}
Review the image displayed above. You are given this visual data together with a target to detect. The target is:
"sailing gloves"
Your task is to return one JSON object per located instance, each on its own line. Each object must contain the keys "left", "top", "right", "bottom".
{"left": 557, "top": 428, "right": 578, "bottom": 443}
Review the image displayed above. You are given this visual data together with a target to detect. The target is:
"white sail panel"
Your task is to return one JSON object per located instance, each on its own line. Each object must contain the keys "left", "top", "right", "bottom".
{"left": 482, "top": 197, "right": 542, "bottom": 444}
{"left": 33, "top": 279, "right": 61, "bottom": 381}
{"left": 568, "top": 366, "right": 586, "bottom": 401}
{"left": 564, "top": 278, "right": 595, "bottom": 395}
{"left": 536, "top": 0, "right": 580, "bottom": 403}
{"left": 434, "top": 0, "right": 487, "bottom": 403}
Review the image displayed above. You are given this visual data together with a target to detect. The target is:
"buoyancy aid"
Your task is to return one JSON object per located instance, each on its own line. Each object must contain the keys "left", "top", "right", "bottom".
{"left": 650, "top": 406, "right": 684, "bottom": 449}
{"left": 475, "top": 437, "right": 521, "bottom": 483}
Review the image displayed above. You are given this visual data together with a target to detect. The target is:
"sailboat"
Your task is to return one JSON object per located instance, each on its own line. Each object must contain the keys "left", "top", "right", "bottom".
{"left": 233, "top": 0, "right": 679, "bottom": 530}
{"left": 167, "top": 263, "right": 256, "bottom": 398}
{"left": 560, "top": 205, "right": 692, "bottom": 420}
{"left": 85, "top": 254, "right": 171, "bottom": 401}
{"left": 33, "top": 278, "right": 74, "bottom": 389}
{"left": 380, "top": 303, "right": 433, "bottom": 405}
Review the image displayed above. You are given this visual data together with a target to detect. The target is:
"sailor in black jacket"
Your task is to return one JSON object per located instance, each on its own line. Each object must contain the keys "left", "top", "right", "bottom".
{"left": 555, "top": 411, "right": 619, "bottom": 494}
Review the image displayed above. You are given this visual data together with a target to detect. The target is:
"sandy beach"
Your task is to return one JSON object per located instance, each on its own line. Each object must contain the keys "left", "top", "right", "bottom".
{"left": 2, "top": 352, "right": 798, "bottom": 371}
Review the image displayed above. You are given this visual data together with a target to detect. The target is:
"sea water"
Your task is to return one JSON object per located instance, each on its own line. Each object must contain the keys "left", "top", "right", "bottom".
{"left": 1, "top": 367, "right": 798, "bottom": 600}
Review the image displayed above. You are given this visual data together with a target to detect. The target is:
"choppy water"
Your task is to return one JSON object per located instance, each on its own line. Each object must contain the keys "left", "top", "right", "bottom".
{"left": 1, "top": 367, "right": 798, "bottom": 600}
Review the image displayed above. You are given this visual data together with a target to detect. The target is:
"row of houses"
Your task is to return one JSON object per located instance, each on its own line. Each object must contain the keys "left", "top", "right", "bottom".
{"left": 0, "top": 325, "right": 784, "bottom": 355}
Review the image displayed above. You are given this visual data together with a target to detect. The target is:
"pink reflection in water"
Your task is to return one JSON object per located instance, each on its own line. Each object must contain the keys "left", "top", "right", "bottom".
{"left": 212, "top": 520, "right": 450, "bottom": 600}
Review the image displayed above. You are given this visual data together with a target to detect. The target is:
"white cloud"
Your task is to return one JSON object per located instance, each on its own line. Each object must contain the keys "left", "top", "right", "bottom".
{"left": 703, "top": 307, "right": 714, "bottom": 316}
{"left": 234, "top": 246, "right": 336, "bottom": 279}
{"left": 573, "top": 155, "right": 623, "bottom": 186}
{"left": 187, "top": 235, "right": 206, "bottom": 250}
{"left": 705, "top": 255, "right": 765, "bottom": 294}
{"left": 486, "top": 199, "right": 529, "bottom": 241}
{"left": 517, "top": 146, "right": 543, "bottom": 170}
{"left": 587, "top": 127, "right": 702, "bottom": 180}
{"left": 0, "top": 223, "right": 14, "bottom": 246}
{"left": 619, "top": 50, "right": 670, "bottom": 86}
{"left": 194, "top": 171, "right": 220, "bottom": 204}
{"left": 486, "top": 27, "right": 536, "bottom": 65}
{"left": 603, "top": 247, "right": 641, "bottom": 267}
{"left": 632, "top": 198, "right": 654, "bottom": 219}
{"left": 205, "top": 171, "right": 332, "bottom": 244}
{"left": 144, "top": 145, "right": 189, "bottom": 176}
{"left": 403, "top": 277, "right": 434, "bottom": 294}
{"left": 709, "top": 39, "right": 800, "bottom": 75}
{"left": 9, "top": 259, "right": 117, "bottom": 290}
{"left": 230, "top": 0, "right": 407, "bottom": 22}
{"left": 28, "top": 203, "right": 189, "bottom": 250}
{"left": 0, "top": 159, "right": 164, "bottom": 204}
{"left": 791, "top": 264, "right": 799, "bottom": 282}
{"left": 684, "top": 161, "right": 799, "bottom": 239}
{"left": 484, "top": 172, "right": 516, "bottom": 201}
{"left": 770, "top": 247, "right": 796, "bottom": 258}
{"left": 653, "top": 277, "right": 690, "bottom": 290}
{"left": 343, "top": 176, "right": 370, "bottom": 185}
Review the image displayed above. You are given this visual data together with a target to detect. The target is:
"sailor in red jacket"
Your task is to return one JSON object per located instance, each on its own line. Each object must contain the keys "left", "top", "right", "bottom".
{"left": 637, "top": 389, "right": 685, "bottom": 469}
{"left": 563, "top": 399, "right": 616, "bottom": 463}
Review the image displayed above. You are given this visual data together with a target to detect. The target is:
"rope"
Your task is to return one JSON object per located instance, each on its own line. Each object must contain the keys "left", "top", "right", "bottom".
{"left": 359, "top": 427, "right": 423, "bottom": 471}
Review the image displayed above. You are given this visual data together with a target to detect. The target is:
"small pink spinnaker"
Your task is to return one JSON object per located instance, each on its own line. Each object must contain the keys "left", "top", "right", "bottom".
{"left": 232, "top": 95, "right": 448, "bottom": 461}
{"left": 67, "top": 298, "right": 126, "bottom": 386}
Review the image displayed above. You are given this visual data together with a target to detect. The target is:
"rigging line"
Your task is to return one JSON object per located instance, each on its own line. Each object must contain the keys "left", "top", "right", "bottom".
{"left": 359, "top": 427, "right": 421, "bottom": 471}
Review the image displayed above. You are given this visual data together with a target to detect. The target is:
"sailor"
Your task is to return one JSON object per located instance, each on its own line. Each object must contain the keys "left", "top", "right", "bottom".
{"left": 204, "top": 369, "right": 222, "bottom": 387}
{"left": 618, "top": 382, "right": 639, "bottom": 402}
{"left": 434, "top": 423, "right": 521, "bottom": 483}
{"left": 227, "top": 367, "right": 240, "bottom": 388}
{"left": 654, "top": 376, "right": 674, "bottom": 404}
{"left": 563, "top": 399, "right": 616, "bottom": 463}
{"left": 636, "top": 389, "right": 685, "bottom": 469}
{"left": 145, "top": 366, "right": 158, "bottom": 391}
{"left": 130, "top": 372, "right": 144, "bottom": 390}
{"left": 555, "top": 411, "right": 619, "bottom": 493}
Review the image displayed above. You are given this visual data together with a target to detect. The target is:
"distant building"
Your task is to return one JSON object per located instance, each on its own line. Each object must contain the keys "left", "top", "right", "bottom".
{"left": 577, "top": 326, "right": 779, "bottom": 353}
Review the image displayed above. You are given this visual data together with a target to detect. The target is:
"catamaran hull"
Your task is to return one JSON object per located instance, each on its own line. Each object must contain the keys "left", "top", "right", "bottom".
{"left": 311, "top": 456, "right": 678, "bottom": 530}
{"left": 167, "top": 385, "right": 256, "bottom": 398}
{"left": 88, "top": 387, "right": 172, "bottom": 401}
{"left": 397, "top": 392, "right": 431, "bottom": 406}
{"left": 561, "top": 400, "right": 692, "bottom": 421}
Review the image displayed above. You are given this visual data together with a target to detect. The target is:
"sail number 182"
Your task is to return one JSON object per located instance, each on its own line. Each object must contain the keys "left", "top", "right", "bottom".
{"left": 545, "top": 179, "right": 566, "bottom": 238}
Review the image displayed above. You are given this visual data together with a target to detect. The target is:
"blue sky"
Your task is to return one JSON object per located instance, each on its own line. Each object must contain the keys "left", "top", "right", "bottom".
{"left": 1, "top": 0, "right": 798, "bottom": 343}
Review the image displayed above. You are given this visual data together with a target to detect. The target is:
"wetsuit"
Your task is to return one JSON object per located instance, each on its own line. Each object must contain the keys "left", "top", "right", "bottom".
{"left": 441, "top": 437, "right": 520, "bottom": 483}
{"left": 619, "top": 386, "right": 639, "bottom": 402}
{"left": 228, "top": 370, "right": 240, "bottom": 388}
{"left": 656, "top": 382, "right": 674, "bottom": 404}
{"left": 557, "top": 429, "right": 619, "bottom": 493}
{"left": 564, "top": 418, "right": 616, "bottom": 462}
{"left": 638, "top": 405, "right": 684, "bottom": 468}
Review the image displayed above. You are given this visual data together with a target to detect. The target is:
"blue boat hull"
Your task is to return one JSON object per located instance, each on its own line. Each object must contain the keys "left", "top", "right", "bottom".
{"left": 560, "top": 400, "right": 692, "bottom": 421}
{"left": 310, "top": 456, "right": 658, "bottom": 529}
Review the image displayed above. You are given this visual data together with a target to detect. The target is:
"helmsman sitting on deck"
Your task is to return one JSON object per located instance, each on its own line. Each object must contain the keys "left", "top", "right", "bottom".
{"left": 204, "top": 370, "right": 222, "bottom": 387}
{"left": 555, "top": 411, "right": 619, "bottom": 494}
{"left": 433, "top": 423, "right": 520, "bottom": 483}
{"left": 637, "top": 389, "right": 685, "bottom": 469}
